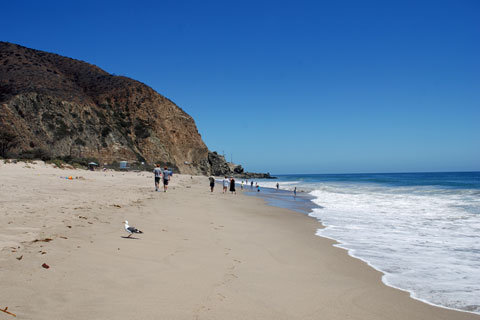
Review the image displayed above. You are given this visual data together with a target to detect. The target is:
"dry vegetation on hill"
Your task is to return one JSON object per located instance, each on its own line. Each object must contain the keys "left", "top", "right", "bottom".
{"left": 0, "top": 42, "right": 211, "bottom": 174}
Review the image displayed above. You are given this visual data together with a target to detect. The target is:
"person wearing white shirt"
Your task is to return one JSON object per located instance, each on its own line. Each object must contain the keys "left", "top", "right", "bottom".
{"left": 222, "top": 176, "right": 229, "bottom": 194}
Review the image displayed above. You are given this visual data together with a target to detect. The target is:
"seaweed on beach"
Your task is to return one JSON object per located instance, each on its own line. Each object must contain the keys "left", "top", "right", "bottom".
{"left": 32, "top": 238, "right": 53, "bottom": 243}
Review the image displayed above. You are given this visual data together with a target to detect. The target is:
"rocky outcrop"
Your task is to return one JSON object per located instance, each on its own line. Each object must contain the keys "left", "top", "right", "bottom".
{"left": 207, "top": 152, "right": 275, "bottom": 179}
{"left": 236, "top": 172, "right": 275, "bottom": 179}
{"left": 208, "top": 152, "right": 231, "bottom": 176}
{"left": 0, "top": 42, "right": 211, "bottom": 174}
{"left": 233, "top": 165, "right": 244, "bottom": 174}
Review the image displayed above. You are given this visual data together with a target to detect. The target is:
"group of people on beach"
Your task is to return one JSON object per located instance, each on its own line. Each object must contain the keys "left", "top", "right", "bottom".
{"left": 153, "top": 164, "right": 172, "bottom": 192}
{"left": 221, "top": 176, "right": 236, "bottom": 194}
{"left": 206, "top": 176, "right": 266, "bottom": 194}
{"left": 153, "top": 168, "right": 296, "bottom": 197}
{"left": 209, "top": 176, "right": 265, "bottom": 194}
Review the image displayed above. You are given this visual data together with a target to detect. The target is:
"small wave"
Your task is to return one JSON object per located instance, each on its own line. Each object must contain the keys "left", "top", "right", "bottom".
{"left": 307, "top": 183, "right": 480, "bottom": 314}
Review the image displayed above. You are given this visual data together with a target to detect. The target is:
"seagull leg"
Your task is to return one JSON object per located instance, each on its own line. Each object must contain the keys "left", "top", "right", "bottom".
{"left": 127, "top": 234, "right": 132, "bottom": 238}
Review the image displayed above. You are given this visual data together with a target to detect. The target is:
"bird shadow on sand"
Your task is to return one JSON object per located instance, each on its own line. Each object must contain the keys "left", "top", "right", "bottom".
{"left": 120, "top": 236, "right": 141, "bottom": 240}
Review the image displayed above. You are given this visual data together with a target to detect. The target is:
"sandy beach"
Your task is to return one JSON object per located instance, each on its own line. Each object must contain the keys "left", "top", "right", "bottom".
{"left": 0, "top": 161, "right": 478, "bottom": 320}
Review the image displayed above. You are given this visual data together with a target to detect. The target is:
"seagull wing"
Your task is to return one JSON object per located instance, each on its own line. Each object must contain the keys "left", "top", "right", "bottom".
{"left": 127, "top": 226, "right": 143, "bottom": 234}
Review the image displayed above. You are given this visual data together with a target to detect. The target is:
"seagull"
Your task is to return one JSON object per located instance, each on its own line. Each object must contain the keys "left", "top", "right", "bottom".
{"left": 123, "top": 220, "right": 143, "bottom": 238}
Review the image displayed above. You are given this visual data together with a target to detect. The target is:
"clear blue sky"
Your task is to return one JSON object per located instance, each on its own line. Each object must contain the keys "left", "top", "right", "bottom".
{"left": 2, "top": 0, "right": 479, "bottom": 174}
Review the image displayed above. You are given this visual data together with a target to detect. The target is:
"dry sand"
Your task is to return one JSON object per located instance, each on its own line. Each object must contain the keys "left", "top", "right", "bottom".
{"left": 0, "top": 161, "right": 478, "bottom": 320}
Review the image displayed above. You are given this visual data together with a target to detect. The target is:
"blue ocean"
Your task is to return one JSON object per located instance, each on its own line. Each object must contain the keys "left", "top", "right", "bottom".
{"left": 247, "top": 172, "right": 480, "bottom": 315}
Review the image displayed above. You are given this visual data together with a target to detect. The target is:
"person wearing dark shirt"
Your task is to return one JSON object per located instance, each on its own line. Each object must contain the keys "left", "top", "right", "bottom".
{"left": 230, "top": 177, "right": 236, "bottom": 195}
{"left": 209, "top": 176, "right": 215, "bottom": 192}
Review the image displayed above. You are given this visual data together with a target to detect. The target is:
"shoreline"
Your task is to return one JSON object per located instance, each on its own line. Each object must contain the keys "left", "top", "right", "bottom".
{"left": 237, "top": 181, "right": 480, "bottom": 316}
{"left": 1, "top": 161, "right": 478, "bottom": 319}
{"left": 319, "top": 230, "right": 480, "bottom": 317}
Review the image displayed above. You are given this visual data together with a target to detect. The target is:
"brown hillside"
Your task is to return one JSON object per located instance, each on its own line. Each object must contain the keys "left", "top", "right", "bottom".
{"left": 0, "top": 41, "right": 213, "bottom": 174}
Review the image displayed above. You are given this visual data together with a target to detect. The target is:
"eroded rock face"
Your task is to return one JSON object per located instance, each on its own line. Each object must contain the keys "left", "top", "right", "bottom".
{"left": 208, "top": 152, "right": 232, "bottom": 176}
{"left": 0, "top": 42, "right": 210, "bottom": 174}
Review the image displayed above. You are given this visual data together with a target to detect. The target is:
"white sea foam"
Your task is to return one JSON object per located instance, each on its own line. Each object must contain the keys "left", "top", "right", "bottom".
{"left": 307, "top": 183, "right": 480, "bottom": 314}
{"left": 246, "top": 179, "right": 305, "bottom": 191}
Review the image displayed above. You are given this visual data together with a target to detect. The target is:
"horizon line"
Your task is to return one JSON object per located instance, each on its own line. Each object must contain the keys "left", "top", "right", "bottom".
{"left": 271, "top": 170, "right": 480, "bottom": 176}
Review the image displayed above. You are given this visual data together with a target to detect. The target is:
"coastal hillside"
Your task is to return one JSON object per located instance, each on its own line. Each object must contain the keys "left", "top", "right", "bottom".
{"left": 0, "top": 42, "right": 215, "bottom": 174}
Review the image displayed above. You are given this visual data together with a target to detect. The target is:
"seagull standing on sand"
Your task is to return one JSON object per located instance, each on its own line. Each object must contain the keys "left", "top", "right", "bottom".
{"left": 123, "top": 220, "right": 143, "bottom": 238}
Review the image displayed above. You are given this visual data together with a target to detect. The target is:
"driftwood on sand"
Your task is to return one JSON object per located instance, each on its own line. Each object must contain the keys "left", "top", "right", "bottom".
{"left": 0, "top": 306, "right": 16, "bottom": 317}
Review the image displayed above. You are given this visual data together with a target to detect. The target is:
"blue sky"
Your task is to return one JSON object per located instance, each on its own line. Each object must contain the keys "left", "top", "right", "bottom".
{"left": 2, "top": 0, "right": 479, "bottom": 173}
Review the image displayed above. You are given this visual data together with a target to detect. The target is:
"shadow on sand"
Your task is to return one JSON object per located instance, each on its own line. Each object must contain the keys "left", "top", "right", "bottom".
{"left": 120, "top": 236, "right": 141, "bottom": 240}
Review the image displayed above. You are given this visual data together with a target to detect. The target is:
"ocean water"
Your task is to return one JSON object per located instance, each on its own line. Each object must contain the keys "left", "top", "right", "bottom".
{"left": 248, "top": 172, "right": 480, "bottom": 315}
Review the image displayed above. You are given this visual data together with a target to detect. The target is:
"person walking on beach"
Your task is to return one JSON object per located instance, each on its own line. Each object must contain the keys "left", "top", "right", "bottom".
{"left": 294, "top": 187, "right": 297, "bottom": 197}
{"left": 276, "top": 182, "right": 279, "bottom": 190}
{"left": 251, "top": 181, "right": 254, "bottom": 188}
{"left": 209, "top": 176, "right": 215, "bottom": 192}
{"left": 230, "top": 177, "right": 236, "bottom": 194}
{"left": 241, "top": 180, "right": 244, "bottom": 190}
{"left": 162, "top": 166, "right": 172, "bottom": 192}
{"left": 153, "top": 164, "right": 162, "bottom": 192}
{"left": 222, "top": 176, "right": 229, "bottom": 193}
{"left": 257, "top": 184, "right": 260, "bottom": 192}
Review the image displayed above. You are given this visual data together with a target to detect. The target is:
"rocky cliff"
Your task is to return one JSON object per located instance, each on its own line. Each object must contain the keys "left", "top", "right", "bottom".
{"left": 0, "top": 42, "right": 217, "bottom": 174}
{"left": 208, "top": 152, "right": 274, "bottom": 179}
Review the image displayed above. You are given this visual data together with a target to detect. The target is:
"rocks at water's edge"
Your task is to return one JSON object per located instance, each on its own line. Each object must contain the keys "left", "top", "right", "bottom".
{"left": 236, "top": 172, "right": 276, "bottom": 179}
{"left": 208, "top": 152, "right": 275, "bottom": 179}
{"left": 208, "top": 152, "right": 231, "bottom": 176}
